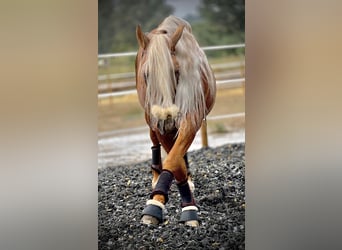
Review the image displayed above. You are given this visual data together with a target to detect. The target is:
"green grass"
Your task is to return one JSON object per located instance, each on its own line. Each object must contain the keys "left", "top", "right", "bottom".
{"left": 211, "top": 122, "right": 228, "bottom": 133}
{"left": 98, "top": 56, "right": 136, "bottom": 75}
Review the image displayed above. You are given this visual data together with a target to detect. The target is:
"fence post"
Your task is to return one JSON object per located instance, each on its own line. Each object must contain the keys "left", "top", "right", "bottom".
{"left": 201, "top": 119, "right": 209, "bottom": 148}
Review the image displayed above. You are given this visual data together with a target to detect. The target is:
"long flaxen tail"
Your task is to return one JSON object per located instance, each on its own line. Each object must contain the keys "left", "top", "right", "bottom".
{"left": 143, "top": 33, "right": 181, "bottom": 134}
{"left": 151, "top": 104, "right": 179, "bottom": 134}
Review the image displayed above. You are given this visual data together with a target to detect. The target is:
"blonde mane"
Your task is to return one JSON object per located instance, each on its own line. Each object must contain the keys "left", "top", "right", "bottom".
{"left": 142, "top": 16, "right": 216, "bottom": 130}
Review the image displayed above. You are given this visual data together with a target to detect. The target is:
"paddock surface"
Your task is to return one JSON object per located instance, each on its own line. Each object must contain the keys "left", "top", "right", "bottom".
{"left": 98, "top": 143, "right": 245, "bottom": 249}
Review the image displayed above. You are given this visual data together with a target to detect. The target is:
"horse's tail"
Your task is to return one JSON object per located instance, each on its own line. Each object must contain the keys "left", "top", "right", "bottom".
{"left": 141, "top": 32, "right": 182, "bottom": 134}
{"left": 150, "top": 104, "right": 179, "bottom": 135}
{"left": 145, "top": 50, "right": 179, "bottom": 134}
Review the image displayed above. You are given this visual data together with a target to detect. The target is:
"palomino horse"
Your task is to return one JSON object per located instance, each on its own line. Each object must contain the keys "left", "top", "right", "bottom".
{"left": 135, "top": 16, "right": 216, "bottom": 227}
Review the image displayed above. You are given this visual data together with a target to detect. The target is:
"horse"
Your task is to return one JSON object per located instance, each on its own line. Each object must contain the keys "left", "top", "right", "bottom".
{"left": 135, "top": 15, "right": 216, "bottom": 227}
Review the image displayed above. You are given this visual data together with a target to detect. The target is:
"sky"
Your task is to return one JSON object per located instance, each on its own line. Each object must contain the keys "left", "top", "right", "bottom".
{"left": 165, "top": 0, "right": 201, "bottom": 18}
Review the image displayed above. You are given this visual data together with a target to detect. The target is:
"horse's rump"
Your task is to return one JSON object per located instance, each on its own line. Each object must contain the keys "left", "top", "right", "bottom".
{"left": 136, "top": 15, "right": 216, "bottom": 134}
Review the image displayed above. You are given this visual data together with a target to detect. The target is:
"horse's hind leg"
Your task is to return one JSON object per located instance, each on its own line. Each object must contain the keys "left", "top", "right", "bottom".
{"left": 142, "top": 116, "right": 199, "bottom": 227}
{"left": 141, "top": 129, "right": 165, "bottom": 225}
{"left": 151, "top": 144, "right": 162, "bottom": 186}
{"left": 164, "top": 118, "right": 199, "bottom": 227}
{"left": 149, "top": 129, "right": 162, "bottom": 189}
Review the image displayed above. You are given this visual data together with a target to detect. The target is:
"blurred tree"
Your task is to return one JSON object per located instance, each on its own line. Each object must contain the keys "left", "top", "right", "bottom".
{"left": 99, "top": 0, "right": 114, "bottom": 53}
{"left": 190, "top": 0, "right": 244, "bottom": 55}
{"left": 98, "top": 0, "right": 174, "bottom": 53}
{"left": 199, "top": 0, "right": 244, "bottom": 35}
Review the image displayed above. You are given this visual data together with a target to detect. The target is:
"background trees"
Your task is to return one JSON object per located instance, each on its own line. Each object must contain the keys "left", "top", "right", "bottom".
{"left": 98, "top": 0, "right": 245, "bottom": 54}
{"left": 194, "top": 0, "right": 244, "bottom": 47}
{"left": 99, "top": 0, "right": 173, "bottom": 53}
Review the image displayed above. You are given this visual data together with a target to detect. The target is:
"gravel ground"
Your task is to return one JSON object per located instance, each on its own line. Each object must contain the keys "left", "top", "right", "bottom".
{"left": 98, "top": 143, "right": 245, "bottom": 250}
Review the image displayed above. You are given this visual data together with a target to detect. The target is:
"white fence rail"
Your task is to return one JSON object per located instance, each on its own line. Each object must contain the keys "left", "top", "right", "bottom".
{"left": 98, "top": 61, "right": 244, "bottom": 82}
{"left": 98, "top": 43, "right": 245, "bottom": 59}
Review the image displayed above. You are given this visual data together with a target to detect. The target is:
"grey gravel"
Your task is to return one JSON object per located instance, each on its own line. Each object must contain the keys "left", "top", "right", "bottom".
{"left": 98, "top": 143, "right": 245, "bottom": 249}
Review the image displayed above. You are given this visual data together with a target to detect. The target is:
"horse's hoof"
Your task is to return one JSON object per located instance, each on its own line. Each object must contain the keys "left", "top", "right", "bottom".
{"left": 179, "top": 205, "right": 199, "bottom": 226}
{"left": 141, "top": 200, "right": 165, "bottom": 225}
{"left": 184, "top": 220, "right": 199, "bottom": 227}
{"left": 141, "top": 214, "right": 160, "bottom": 225}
